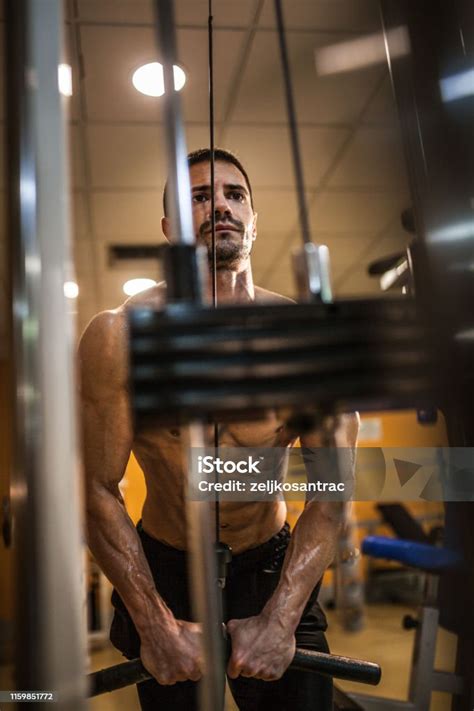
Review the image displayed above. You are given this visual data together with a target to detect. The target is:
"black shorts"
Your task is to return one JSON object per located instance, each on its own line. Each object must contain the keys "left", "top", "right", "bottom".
{"left": 110, "top": 522, "right": 332, "bottom": 711}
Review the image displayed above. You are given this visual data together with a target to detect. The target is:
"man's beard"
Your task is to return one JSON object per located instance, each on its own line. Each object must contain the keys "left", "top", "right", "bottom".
{"left": 213, "top": 241, "right": 251, "bottom": 269}
{"left": 199, "top": 218, "right": 252, "bottom": 268}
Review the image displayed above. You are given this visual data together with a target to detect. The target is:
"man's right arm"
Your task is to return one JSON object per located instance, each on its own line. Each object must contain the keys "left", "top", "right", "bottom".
{"left": 78, "top": 309, "right": 201, "bottom": 684}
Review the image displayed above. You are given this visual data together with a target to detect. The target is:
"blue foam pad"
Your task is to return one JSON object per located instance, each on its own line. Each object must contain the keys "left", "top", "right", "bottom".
{"left": 362, "top": 536, "right": 462, "bottom": 572}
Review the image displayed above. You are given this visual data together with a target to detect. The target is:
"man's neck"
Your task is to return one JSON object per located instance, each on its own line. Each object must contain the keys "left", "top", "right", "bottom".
{"left": 209, "top": 264, "right": 255, "bottom": 304}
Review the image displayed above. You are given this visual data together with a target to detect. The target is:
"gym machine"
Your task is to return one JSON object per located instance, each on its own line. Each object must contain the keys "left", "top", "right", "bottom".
{"left": 3, "top": 0, "right": 473, "bottom": 709}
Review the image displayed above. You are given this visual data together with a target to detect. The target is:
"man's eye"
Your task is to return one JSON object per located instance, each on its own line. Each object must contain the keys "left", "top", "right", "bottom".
{"left": 192, "top": 194, "right": 208, "bottom": 203}
{"left": 229, "top": 191, "right": 245, "bottom": 202}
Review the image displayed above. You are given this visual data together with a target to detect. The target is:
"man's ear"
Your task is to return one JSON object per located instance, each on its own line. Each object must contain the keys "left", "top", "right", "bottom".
{"left": 252, "top": 212, "right": 258, "bottom": 241}
{"left": 161, "top": 216, "right": 171, "bottom": 242}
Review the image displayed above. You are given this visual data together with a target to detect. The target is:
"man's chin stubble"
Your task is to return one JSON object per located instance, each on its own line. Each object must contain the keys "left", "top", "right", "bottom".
{"left": 208, "top": 244, "right": 252, "bottom": 271}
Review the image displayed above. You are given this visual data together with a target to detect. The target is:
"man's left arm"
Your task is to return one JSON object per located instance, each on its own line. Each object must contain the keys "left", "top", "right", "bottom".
{"left": 227, "top": 412, "right": 359, "bottom": 681}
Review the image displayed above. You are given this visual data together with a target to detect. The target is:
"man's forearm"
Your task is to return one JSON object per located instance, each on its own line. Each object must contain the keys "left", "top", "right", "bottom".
{"left": 86, "top": 488, "right": 176, "bottom": 638}
{"left": 261, "top": 501, "right": 344, "bottom": 632}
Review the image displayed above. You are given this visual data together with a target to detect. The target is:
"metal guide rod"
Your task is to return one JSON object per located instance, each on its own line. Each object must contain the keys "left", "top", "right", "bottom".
{"left": 274, "top": 0, "right": 334, "bottom": 302}
{"left": 153, "top": 0, "right": 194, "bottom": 245}
{"left": 208, "top": 0, "right": 223, "bottom": 554}
{"left": 6, "top": 0, "right": 86, "bottom": 707}
{"left": 274, "top": 0, "right": 312, "bottom": 246}
{"left": 152, "top": 3, "right": 224, "bottom": 709}
{"left": 183, "top": 423, "right": 226, "bottom": 710}
{"left": 208, "top": 0, "right": 217, "bottom": 307}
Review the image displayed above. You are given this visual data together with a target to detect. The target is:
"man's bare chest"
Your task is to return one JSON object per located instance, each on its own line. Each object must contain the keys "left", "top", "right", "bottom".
{"left": 134, "top": 412, "right": 294, "bottom": 459}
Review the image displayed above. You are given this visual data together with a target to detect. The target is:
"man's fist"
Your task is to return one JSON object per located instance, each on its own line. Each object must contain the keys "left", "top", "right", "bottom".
{"left": 140, "top": 619, "right": 202, "bottom": 685}
{"left": 226, "top": 615, "right": 295, "bottom": 681}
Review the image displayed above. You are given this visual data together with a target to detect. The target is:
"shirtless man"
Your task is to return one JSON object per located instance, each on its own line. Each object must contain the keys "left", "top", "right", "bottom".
{"left": 79, "top": 148, "right": 359, "bottom": 710}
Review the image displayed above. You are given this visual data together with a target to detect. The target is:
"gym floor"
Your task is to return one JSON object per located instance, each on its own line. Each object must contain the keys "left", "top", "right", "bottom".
{"left": 84, "top": 602, "right": 457, "bottom": 711}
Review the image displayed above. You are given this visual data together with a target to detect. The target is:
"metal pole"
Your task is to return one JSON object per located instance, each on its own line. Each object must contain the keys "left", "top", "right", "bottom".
{"left": 153, "top": 0, "right": 195, "bottom": 246}
{"left": 184, "top": 424, "right": 226, "bottom": 711}
{"left": 6, "top": 0, "right": 87, "bottom": 707}
{"left": 152, "top": 2, "right": 224, "bottom": 709}
{"left": 274, "top": 0, "right": 312, "bottom": 246}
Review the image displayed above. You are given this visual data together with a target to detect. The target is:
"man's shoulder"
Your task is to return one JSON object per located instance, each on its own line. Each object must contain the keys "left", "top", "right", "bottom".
{"left": 78, "top": 308, "right": 128, "bottom": 394}
{"left": 253, "top": 286, "right": 295, "bottom": 305}
{"left": 80, "top": 284, "right": 166, "bottom": 347}
{"left": 123, "top": 282, "right": 167, "bottom": 310}
{"left": 79, "top": 306, "right": 126, "bottom": 352}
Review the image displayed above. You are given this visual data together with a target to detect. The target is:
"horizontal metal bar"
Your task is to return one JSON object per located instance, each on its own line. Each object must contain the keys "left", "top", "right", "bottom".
{"left": 87, "top": 647, "right": 381, "bottom": 697}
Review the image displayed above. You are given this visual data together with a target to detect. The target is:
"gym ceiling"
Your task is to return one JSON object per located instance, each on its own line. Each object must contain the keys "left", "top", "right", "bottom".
{"left": 0, "top": 0, "right": 413, "bottom": 336}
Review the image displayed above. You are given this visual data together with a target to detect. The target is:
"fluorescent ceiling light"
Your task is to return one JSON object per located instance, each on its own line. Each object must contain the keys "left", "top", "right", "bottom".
{"left": 440, "top": 68, "right": 474, "bottom": 103}
{"left": 132, "top": 62, "right": 186, "bottom": 97}
{"left": 123, "top": 278, "right": 157, "bottom": 296}
{"left": 64, "top": 281, "right": 79, "bottom": 299}
{"left": 58, "top": 63, "right": 73, "bottom": 97}
{"left": 315, "top": 26, "right": 410, "bottom": 76}
{"left": 431, "top": 220, "right": 474, "bottom": 243}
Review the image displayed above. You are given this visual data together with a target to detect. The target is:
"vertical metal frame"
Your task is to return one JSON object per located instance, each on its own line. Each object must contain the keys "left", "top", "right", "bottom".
{"left": 6, "top": 0, "right": 86, "bottom": 706}
{"left": 380, "top": 0, "right": 474, "bottom": 445}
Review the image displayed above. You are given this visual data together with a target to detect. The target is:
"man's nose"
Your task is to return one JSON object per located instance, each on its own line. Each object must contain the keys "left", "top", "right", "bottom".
{"left": 210, "top": 191, "right": 232, "bottom": 217}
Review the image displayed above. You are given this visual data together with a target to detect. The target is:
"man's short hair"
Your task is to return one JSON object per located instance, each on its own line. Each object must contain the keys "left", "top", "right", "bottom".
{"left": 162, "top": 148, "right": 254, "bottom": 215}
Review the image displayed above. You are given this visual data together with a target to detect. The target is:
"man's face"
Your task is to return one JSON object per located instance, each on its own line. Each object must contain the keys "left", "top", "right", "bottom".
{"left": 189, "top": 160, "right": 257, "bottom": 269}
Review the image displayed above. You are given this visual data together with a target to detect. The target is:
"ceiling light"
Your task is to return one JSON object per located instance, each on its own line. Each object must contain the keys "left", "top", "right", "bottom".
{"left": 64, "top": 281, "right": 79, "bottom": 299}
{"left": 315, "top": 26, "right": 410, "bottom": 76}
{"left": 132, "top": 62, "right": 186, "bottom": 97}
{"left": 440, "top": 68, "right": 474, "bottom": 103}
{"left": 123, "top": 278, "right": 157, "bottom": 296}
{"left": 58, "top": 63, "right": 73, "bottom": 97}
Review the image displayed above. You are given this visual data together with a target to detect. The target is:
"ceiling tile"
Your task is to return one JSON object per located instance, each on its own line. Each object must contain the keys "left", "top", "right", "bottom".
{"left": 77, "top": 0, "right": 257, "bottom": 28}
{"left": 87, "top": 125, "right": 165, "bottom": 187}
{"left": 86, "top": 123, "right": 211, "bottom": 188}
{"left": 252, "top": 190, "right": 298, "bottom": 232}
{"left": 232, "top": 29, "right": 382, "bottom": 124}
{"left": 308, "top": 190, "right": 408, "bottom": 233}
{"left": 362, "top": 74, "right": 399, "bottom": 125}
{"left": 224, "top": 125, "right": 291, "bottom": 185}
{"left": 78, "top": 1, "right": 154, "bottom": 23}
{"left": 71, "top": 191, "right": 89, "bottom": 239}
{"left": 328, "top": 127, "right": 407, "bottom": 189}
{"left": 186, "top": 124, "right": 216, "bottom": 152}
{"left": 224, "top": 125, "right": 348, "bottom": 188}
{"left": 175, "top": 0, "right": 258, "bottom": 28}
{"left": 300, "top": 127, "right": 350, "bottom": 186}
{"left": 91, "top": 191, "right": 167, "bottom": 238}
{"left": 259, "top": 0, "right": 380, "bottom": 32}
{"left": 69, "top": 125, "right": 86, "bottom": 188}
{"left": 252, "top": 190, "right": 317, "bottom": 244}
{"left": 252, "top": 229, "right": 295, "bottom": 268}
{"left": 81, "top": 25, "right": 244, "bottom": 122}
{"left": 64, "top": 24, "right": 81, "bottom": 123}
{"left": 80, "top": 25, "right": 172, "bottom": 122}
{"left": 229, "top": 31, "right": 286, "bottom": 123}
{"left": 73, "top": 239, "right": 95, "bottom": 275}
